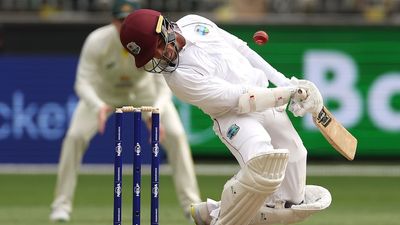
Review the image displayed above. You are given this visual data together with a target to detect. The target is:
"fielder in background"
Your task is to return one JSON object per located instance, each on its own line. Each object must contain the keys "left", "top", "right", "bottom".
{"left": 120, "top": 9, "right": 332, "bottom": 225}
{"left": 49, "top": 1, "right": 201, "bottom": 222}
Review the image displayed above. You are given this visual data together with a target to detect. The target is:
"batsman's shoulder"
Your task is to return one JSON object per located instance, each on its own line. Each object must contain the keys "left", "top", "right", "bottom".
{"left": 177, "top": 14, "right": 216, "bottom": 28}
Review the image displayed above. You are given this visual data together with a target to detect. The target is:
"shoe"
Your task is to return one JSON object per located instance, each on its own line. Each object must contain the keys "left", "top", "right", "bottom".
{"left": 191, "top": 202, "right": 212, "bottom": 225}
{"left": 49, "top": 207, "right": 70, "bottom": 222}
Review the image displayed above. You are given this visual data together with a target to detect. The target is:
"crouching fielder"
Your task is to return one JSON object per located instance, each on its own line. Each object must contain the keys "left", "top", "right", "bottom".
{"left": 119, "top": 9, "right": 331, "bottom": 225}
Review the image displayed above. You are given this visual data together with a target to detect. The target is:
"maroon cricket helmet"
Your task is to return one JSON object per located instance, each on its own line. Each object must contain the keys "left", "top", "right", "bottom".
{"left": 120, "top": 9, "right": 162, "bottom": 68}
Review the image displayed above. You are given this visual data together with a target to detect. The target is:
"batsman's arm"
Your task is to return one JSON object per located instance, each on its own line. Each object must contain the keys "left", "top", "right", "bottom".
{"left": 217, "top": 27, "right": 291, "bottom": 87}
{"left": 237, "top": 87, "right": 307, "bottom": 114}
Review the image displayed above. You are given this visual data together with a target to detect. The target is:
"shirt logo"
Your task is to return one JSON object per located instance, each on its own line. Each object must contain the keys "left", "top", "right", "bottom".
{"left": 227, "top": 124, "right": 240, "bottom": 140}
{"left": 195, "top": 25, "right": 210, "bottom": 36}
{"left": 126, "top": 41, "right": 141, "bottom": 55}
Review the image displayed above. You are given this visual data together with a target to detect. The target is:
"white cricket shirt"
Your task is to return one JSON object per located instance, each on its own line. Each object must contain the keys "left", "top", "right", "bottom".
{"left": 163, "top": 15, "right": 289, "bottom": 118}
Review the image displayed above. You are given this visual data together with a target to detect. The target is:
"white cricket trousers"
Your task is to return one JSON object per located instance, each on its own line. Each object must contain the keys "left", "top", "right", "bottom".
{"left": 213, "top": 107, "right": 307, "bottom": 204}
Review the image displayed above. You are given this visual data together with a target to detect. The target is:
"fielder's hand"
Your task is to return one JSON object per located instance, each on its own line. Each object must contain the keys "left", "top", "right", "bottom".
{"left": 98, "top": 105, "right": 113, "bottom": 134}
{"left": 145, "top": 117, "right": 166, "bottom": 142}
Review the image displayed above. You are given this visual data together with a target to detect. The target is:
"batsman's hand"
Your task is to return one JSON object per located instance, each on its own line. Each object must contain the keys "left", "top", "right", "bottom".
{"left": 288, "top": 77, "right": 323, "bottom": 117}
{"left": 98, "top": 105, "right": 113, "bottom": 134}
{"left": 289, "top": 99, "right": 307, "bottom": 117}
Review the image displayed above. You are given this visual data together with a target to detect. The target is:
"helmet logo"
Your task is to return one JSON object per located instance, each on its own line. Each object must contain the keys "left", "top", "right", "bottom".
{"left": 126, "top": 42, "right": 141, "bottom": 55}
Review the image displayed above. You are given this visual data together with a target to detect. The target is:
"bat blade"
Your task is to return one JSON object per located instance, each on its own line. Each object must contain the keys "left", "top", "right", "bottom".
{"left": 312, "top": 106, "right": 357, "bottom": 160}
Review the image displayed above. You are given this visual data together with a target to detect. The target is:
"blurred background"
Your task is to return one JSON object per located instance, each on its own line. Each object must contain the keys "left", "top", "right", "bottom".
{"left": 1, "top": 0, "right": 399, "bottom": 165}
{"left": 1, "top": 1, "right": 400, "bottom": 225}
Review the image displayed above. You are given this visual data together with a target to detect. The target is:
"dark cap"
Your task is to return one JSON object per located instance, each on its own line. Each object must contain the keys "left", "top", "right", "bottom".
{"left": 120, "top": 9, "right": 162, "bottom": 68}
{"left": 112, "top": 0, "right": 140, "bottom": 19}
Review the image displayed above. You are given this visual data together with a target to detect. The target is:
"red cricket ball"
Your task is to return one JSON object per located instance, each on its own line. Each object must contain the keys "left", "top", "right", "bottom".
{"left": 253, "top": 31, "right": 269, "bottom": 45}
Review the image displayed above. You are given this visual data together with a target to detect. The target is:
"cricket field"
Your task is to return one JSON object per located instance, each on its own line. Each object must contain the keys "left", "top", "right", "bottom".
{"left": 0, "top": 164, "right": 399, "bottom": 225}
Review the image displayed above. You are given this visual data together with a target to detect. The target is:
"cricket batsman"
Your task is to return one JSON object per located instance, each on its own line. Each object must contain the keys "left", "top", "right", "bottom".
{"left": 119, "top": 9, "right": 332, "bottom": 225}
{"left": 49, "top": 1, "right": 201, "bottom": 222}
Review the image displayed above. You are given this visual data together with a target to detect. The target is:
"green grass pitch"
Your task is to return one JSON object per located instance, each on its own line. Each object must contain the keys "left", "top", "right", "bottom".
{"left": 0, "top": 174, "right": 399, "bottom": 225}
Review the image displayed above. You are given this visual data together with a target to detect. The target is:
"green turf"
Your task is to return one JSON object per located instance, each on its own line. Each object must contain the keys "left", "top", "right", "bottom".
{"left": 0, "top": 174, "right": 399, "bottom": 225}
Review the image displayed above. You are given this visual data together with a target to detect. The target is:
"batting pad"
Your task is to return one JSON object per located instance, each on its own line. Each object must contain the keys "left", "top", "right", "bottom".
{"left": 250, "top": 185, "right": 332, "bottom": 225}
{"left": 215, "top": 149, "right": 289, "bottom": 225}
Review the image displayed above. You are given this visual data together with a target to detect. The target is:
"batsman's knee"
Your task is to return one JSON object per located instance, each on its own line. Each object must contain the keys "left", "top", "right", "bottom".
{"left": 238, "top": 149, "right": 289, "bottom": 193}
{"left": 215, "top": 150, "right": 289, "bottom": 225}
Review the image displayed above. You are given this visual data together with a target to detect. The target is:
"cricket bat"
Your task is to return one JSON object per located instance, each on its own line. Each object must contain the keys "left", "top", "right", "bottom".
{"left": 312, "top": 106, "right": 357, "bottom": 160}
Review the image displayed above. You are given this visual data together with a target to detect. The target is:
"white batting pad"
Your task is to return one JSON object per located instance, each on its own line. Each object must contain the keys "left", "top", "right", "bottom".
{"left": 250, "top": 185, "right": 332, "bottom": 225}
{"left": 215, "top": 150, "right": 289, "bottom": 225}
{"left": 291, "top": 185, "right": 332, "bottom": 211}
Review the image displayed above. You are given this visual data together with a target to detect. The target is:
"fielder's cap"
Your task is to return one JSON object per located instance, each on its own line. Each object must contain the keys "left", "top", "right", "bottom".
{"left": 120, "top": 9, "right": 162, "bottom": 68}
{"left": 112, "top": 0, "right": 140, "bottom": 19}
